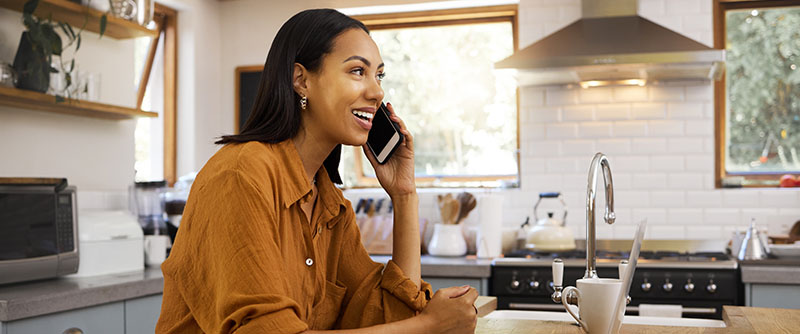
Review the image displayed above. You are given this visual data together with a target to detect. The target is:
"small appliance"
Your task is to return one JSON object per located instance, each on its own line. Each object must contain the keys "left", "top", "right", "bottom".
{"left": 0, "top": 177, "right": 78, "bottom": 284}
{"left": 69, "top": 210, "right": 143, "bottom": 277}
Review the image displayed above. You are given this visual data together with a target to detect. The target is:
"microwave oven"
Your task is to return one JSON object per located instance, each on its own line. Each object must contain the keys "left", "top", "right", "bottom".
{"left": 0, "top": 178, "right": 79, "bottom": 285}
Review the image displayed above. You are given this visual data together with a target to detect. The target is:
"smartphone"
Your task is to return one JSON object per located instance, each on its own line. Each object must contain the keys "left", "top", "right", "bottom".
{"left": 367, "top": 102, "right": 404, "bottom": 164}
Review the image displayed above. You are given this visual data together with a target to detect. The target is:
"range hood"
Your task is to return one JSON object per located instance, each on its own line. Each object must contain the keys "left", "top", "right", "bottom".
{"left": 496, "top": 0, "right": 725, "bottom": 87}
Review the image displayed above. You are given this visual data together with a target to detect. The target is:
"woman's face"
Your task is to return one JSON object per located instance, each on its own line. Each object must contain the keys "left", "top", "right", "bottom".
{"left": 300, "top": 28, "right": 385, "bottom": 147}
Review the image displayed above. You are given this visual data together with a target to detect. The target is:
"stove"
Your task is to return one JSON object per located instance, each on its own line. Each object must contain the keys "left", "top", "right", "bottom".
{"left": 491, "top": 250, "right": 742, "bottom": 319}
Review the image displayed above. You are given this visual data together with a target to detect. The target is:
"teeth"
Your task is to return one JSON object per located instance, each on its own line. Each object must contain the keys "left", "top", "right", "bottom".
{"left": 352, "top": 110, "right": 373, "bottom": 120}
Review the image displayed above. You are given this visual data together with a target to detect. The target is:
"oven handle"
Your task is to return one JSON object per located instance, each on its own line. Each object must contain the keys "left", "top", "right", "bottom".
{"left": 507, "top": 303, "right": 717, "bottom": 315}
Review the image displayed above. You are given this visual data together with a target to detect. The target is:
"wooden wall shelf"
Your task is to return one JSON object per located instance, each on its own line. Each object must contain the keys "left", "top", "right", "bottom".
{"left": 0, "top": 0, "right": 157, "bottom": 39}
{"left": 0, "top": 86, "right": 157, "bottom": 119}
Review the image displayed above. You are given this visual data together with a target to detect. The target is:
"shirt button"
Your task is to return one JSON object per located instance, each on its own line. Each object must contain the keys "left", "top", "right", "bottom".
{"left": 305, "top": 258, "right": 314, "bottom": 266}
{"left": 317, "top": 226, "right": 322, "bottom": 234}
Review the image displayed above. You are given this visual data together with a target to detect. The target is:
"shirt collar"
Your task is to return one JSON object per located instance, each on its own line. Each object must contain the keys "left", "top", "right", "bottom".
{"left": 278, "top": 140, "right": 346, "bottom": 224}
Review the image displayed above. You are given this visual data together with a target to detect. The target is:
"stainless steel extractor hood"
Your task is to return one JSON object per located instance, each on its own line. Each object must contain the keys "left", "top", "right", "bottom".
{"left": 496, "top": 0, "right": 725, "bottom": 87}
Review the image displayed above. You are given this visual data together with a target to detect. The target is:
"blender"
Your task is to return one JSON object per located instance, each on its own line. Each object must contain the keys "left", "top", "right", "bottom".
{"left": 130, "top": 181, "right": 168, "bottom": 235}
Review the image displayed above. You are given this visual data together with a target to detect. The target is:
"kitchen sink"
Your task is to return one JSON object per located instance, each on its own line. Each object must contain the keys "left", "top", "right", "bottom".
{"left": 485, "top": 310, "right": 727, "bottom": 328}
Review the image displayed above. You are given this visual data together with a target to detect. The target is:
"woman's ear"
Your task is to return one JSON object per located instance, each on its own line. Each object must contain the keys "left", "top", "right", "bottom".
{"left": 293, "top": 63, "right": 310, "bottom": 97}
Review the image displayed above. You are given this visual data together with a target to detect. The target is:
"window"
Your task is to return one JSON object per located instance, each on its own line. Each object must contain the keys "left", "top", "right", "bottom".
{"left": 133, "top": 4, "right": 178, "bottom": 185}
{"left": 342, "top": 5, "right": 519, "bottom": 188}
{"left": 714, "top": 0, "right": 800, "bottom": 186}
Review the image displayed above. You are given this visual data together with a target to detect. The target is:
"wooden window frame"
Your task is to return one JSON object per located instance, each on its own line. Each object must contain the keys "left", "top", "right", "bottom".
{"left": 349, "top": 4, "right": 520, "bottom": 188}
{"left": 713, "top": 0, "right": 800, "bottom": 187}
{"left": 136, "top": 3, "right": 178, "bottom": 186}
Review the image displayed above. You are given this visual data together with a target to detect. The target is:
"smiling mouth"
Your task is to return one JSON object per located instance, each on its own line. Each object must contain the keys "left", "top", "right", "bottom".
{"left": 352, "top": 110, "right": 373, "bottom": 121}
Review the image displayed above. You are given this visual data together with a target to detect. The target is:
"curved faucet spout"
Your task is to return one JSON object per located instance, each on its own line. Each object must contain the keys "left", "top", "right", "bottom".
{"left": 585, "top": 152, "right": 615, "bottom": 279}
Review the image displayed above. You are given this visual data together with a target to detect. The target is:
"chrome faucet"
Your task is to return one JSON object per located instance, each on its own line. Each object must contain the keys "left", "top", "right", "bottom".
{"left": 584, "top": 152, "right": 615, "bottom": 279}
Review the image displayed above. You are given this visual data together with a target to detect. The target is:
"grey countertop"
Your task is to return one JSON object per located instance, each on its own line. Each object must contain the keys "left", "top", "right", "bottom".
{"left": 370, "top": 255, "right": 492, "bottom": 278}
{"left": 739, "top": 259, "right": 800, "bottom": 285}
{"left": 0, "top": 255, "right": 490, "bottom": 322}
{"left": 0, "top": 268, "right": 163, "bottom": 322}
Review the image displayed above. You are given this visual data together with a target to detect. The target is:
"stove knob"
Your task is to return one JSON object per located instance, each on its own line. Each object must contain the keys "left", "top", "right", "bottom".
{"left": 706, "top": 280, "right": 717, "bottom": 294}
{"left": 662, "top": 279, "right": 673, "bottom": 292}
{"left": 641, "top": 279, "right": 652, "bottom": 292}
{"left": 510, "top": 279, "right": 521, "bottom": 291}
{"left": 527, "top": 280, "right": 540, "bottom": 291}
{"left": 684, "top": 279, "right": 695, "bottom": 293}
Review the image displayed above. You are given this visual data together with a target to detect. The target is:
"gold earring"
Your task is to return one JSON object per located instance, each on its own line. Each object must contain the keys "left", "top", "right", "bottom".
{"left": 300, "top": 95, "right": 308, "bottom": 110}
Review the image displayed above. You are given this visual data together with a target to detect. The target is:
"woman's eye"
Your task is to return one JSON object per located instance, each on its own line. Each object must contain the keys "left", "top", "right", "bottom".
{"left": 377, "top": 72, "right": 386, "bottom": 81}
{"left": 351, "top": 68, "right": 364, "bottom": 76}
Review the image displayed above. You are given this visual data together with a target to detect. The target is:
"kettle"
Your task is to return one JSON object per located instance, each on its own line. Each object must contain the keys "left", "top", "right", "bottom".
{"left": 738, "top": 218, "right": 770, "bottom": 260}
{"left": 526, "top": 192, "right": 576, "bottom": 251}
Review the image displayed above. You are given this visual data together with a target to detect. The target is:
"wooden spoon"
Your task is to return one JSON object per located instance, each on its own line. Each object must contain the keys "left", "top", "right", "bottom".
{"left": 455, "top": 192, "right": 477, "bottom": 224}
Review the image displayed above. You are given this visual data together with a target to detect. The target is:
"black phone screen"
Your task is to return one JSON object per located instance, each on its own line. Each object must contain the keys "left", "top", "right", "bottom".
{"left": 367, "top": 103, "right": 403, "bottom": 164}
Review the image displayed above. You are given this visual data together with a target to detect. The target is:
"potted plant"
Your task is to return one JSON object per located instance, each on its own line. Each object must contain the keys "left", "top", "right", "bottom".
{"left": 12, "top": 0, "right": 106, "bottom": 99}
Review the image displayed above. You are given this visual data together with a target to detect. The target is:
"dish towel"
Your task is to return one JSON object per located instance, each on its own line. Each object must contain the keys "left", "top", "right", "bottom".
{"left": 639, "top": 304, "right": 683, "bottom": 318}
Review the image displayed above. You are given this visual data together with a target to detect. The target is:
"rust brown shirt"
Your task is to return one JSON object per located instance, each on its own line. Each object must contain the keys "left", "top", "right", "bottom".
{"left": 156, "top": 140, "right": 432, "bottom": 333}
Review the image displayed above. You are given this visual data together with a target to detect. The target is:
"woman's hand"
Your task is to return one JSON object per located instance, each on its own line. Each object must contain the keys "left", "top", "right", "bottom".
{"left": 363, "top": 102, "right": 416, "bottom": 198}
{"left": 418, "top": 285, "right": 479, "bottom": 334}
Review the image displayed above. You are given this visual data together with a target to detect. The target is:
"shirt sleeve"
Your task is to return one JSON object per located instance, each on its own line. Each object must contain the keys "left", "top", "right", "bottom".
{"left": 160, "top": 170, "right": 308, "bottom": 334}
{"left": 335, "top": 205, "right": 433, "bottom": 329}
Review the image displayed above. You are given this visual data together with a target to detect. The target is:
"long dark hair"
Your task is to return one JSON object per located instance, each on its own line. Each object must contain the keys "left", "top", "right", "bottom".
{"left": 216, "top": 9, "right": 369, "bottom": 185}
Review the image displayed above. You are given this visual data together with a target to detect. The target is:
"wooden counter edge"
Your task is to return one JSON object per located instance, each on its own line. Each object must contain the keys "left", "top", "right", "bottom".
{"left": 475, "top": 296, "right": 497, "bottom": 318}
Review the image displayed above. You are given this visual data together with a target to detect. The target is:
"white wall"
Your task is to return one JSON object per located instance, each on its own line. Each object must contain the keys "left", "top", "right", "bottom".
{"left": 0, "top": 7, "right": 137, "bottom": 209}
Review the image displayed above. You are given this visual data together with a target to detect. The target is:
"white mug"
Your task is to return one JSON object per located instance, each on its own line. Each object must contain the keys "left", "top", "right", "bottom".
{"left": 562, "top": 278, "right": 625, "bottom": 334}
{"left": 144, "top": 235, "right": 171, "bottom": 267}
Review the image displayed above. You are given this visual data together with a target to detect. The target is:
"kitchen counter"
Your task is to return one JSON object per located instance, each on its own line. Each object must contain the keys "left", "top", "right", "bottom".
{"left": 740, "top": 259, "right": 800, "bottom": 284}
{"left": 476, "top": 298, "right": 800, "bottom": 333}
{"left": 370, "top": 255, "right": 492, "bottom": 278}
{"left": 0, "top": 268, "right": 163, "bottom": 322}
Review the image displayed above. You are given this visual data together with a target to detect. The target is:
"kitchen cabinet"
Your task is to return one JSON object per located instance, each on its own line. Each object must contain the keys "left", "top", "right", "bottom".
{"left": 745, "top": 283, "right": 800, "bottom": 309}
{"left": 0, "top": 301, "right": 124, "bottom": 334}
{"left": 425, "top": 277, "right": 488, "bottom": 295}
{"left": 124, "top": 294, "right": 163, "bottom": 334}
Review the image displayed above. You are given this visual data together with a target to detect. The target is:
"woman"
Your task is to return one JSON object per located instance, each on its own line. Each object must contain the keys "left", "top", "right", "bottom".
{"left": 156, "top": 8, "right": 478, "bottom": 334}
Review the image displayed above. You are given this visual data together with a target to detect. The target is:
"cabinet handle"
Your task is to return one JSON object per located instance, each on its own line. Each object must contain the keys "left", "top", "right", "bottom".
{"left": 62, "top": 328, "right": 84, "bottom": 334}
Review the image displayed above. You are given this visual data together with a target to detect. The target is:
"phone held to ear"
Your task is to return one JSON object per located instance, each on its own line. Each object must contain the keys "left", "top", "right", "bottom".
{"left": 367, "top": 102, "right": 404, "bottom": 164}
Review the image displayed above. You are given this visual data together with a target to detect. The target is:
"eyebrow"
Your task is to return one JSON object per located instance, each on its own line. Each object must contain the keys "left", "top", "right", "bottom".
{"left": 343, "top": 55, "right": 384, "bottom": 69}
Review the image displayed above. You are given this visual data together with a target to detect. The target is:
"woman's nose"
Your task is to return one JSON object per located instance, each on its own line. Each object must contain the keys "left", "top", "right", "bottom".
{"left": 365, "top": 77, "right": 384, "bottom": 103}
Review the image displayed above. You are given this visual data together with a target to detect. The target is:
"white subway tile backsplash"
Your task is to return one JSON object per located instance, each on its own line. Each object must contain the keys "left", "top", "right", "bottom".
{"left": 578, "top": 87, "right": 614, "bottom": 104}
{"left": 760, "top": 190, "right": 800, "bottom": 208}
{"left": 638, "top": 0, "right": 665, "bottom": 17}
{"left": 648, "top": 225, "right": 686, "bottom": 240}
{"left": 614, "top": 224, "right": 639, "bottom": 239}
{"left": 633, "top": 208, "right": 667, "bottom": 225}
{"left": 650, "top": 155, "right": 685, "bottom": 172}
{"left": 685, "top": 225, "right": 722, "bottom": 240}
{"left": 665, "top": 0, "right": 702, "bottom": 15}
{"left": 684, "top": 85, "right": 713, "bottom": 102}
{"left": 721, "top": 190, "right": 761, "bottom": 207}
{"left": 546, "top": 123, "right": 578, "bottom": 139}
{"left": 562, "top": 139, "right": 597, "bottom": 156}
{"left": 684, "top": 155, "right": 714, "bottom": 172}
{"left": 703, "top": 138, "right": 714, "bottom": 153}
{"left": 613, "top": 86, "right": 648, "bottom": 102}
{"left": 649, "top": 86, "right": 684, "bottom": 101}
{"left": 668, "top": 208, "right": 703, "bottom": 225}
{"left": 686, "top": 191, "right": 722, "bottom": 208}
{"left": 616, "top": 191, "right": 651, "bottom": 208}
{"left": 703, "top": 208, "right": 741, "bottom": 225}
{"left": 547, "top": 158, "right": 578, "bottom": 173}
{"left": 631, "top": 103, "right": 666, "bottom": 120}
{"left": 682, "top": 14, "right": 711, "bottom": 32}
{"left": 612, "top": 173, "right": 633, "bottom": 190}
{"left": 614, "top": 121, "right": 648, "bottom": 137}
{"left": 578, "top": 122, "right": 613, "bottom": 138}
{"left": 524, "top": 174, "right": 564, "bottom": 192}
{"left": 521, "top": 87, "right": 545, "bottom": 107}
{"left": 740, "top": 209, "right": 777, "bottom": 228}
{"left": 563, "top": 105, "right": 595, "bottom": 121}
{"left": 632, "top": 138, "right": 667, "bottom": 154}
{"left": 596, "top": 138, "right": 632, "bottom": 155}
{"left": 650, "top": 191, "right": 686, "bottom": 208}
{"left": 632, "top": 173, "right": 667, "bottom": 189}
{"left": 531, "top": 106, "right": 561, "bottom": 123}
{"left": 546, "top": 88, "right": 578, "bottom": 106}
{"left": 562, "top": 172, "right": 588, "bottom": 190}
{"left": 522, "top": 157, "right": 547, "bottom": 173}
{"left": 667, "top": 102, "right": 704, "bottom": 119}
{"left": 685, "top": 120, "right": 713, "bottom": 136}
{"left": 596, "top": 104, "right": 631, "bottom": 120}
{"left": 668, "top": 173, "right": 705, "bottom": 189}
{"left": 530, "top": 140, "right": 562, "bottom": 157}
{"left": 614, "top": 156, "right": 650, "bottom": 172}
{"left": 667, "top": 137, "right": 704, "bottom": 153}
{"left": 648, "top": 120, "right": 684, "bottom": 136}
